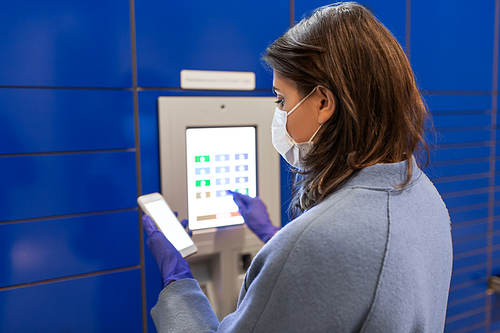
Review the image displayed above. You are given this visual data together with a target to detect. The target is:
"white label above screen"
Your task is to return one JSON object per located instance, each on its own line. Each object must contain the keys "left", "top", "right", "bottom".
{"left": 186, "top": 126, "right": 257, "bottom": 230}
{"left": 144, "top": 200, "right": 194, "bottom": 251}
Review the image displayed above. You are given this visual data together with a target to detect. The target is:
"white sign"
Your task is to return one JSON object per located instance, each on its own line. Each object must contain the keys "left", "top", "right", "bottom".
{"left": 180, "top": 70, "right": 256, "bottom": 91}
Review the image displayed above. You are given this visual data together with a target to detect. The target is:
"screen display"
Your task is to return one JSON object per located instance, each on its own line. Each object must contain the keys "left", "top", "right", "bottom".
{"left": 144, "top": 199, "right": 194, "bottom": 251}
{"left": 186, "top": 126, "right": 257, "bottom": 230}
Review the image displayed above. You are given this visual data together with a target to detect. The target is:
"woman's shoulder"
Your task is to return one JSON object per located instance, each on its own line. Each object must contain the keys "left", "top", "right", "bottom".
{"left": 271, "top": 188, "right": 389, "bottom": 259}
{"left": 285, "top": 186, "right": 392, "bottom": 241}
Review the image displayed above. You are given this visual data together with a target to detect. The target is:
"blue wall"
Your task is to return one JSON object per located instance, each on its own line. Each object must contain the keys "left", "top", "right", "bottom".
{"left": 0, "top": 0, "right": 497, "bottom": 332}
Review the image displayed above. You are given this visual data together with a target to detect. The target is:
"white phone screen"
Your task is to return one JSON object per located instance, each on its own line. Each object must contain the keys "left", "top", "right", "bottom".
{"left": 186, "top": 126, "right": 257, "bottom": 230}
{"left": 144, "top": 199, "right": 194, "bottom": 251}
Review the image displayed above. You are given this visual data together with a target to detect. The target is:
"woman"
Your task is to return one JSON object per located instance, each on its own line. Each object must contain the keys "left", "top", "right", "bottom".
{"left": 143, "top": 2, "right": 453, "bottom": 332}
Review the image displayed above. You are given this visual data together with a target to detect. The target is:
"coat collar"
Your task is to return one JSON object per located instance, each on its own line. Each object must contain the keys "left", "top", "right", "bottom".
{"left": 343, "top": 156, "right": 422, "bottom": 191}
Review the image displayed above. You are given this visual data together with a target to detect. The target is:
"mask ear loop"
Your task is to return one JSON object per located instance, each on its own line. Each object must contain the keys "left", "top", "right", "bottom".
{"left": 307, "top": 84, "right": 331, "bottom": 143}
{"left": 286, "top": 86, "right": 320, "bottom": 146}
{"left": 308, "top": 123, "right": 323, "bottom": 143}
{"left": 286, "top": 86, "right": 319, "bottom": 117}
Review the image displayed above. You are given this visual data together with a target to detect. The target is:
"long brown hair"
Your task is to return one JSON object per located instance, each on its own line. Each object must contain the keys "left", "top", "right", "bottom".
{"left": 262, "top": 2, "right": 429, "bottom": 215}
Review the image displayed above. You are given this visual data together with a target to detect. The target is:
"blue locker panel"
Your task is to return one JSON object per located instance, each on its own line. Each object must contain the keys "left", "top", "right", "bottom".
{"left": 423, "top": 95, "right": 492, "bottom": 111}
{"left": 493, "top": 249, "right": 500, "bottom": 261}
{"left": 453, "top": 238, "right": 487, "bottom": 255}
{"left": 492, "top": 292, "right": 500, "bottom": 327}
{"left": 448, "top": 281, "right": 488, "bottom": 303}
{"left": 452, "top": 222, "right": 488, "bottom": 240}
{"left": 425, "top": 161, "right": 490, "bottom": 179}
{"left": 431, "top": 147, "right": 490, "bottom": 163}
{"left": 138, "top": 91, "right": 163, "bottom": 196}
{"left": 424, "top": 95, "right": 492, "bottom": 112}
{"left": 434, "top": 178, "right": 489, "bottom": 195}
{"left": 453, "top": 253, "right": 487, "bottom": 271}
{"left": 432, "top": 115, "right": 491, "bottom": 128}
{"left": 0, "top": 211, "right": 139, "bottom": 288}
{"left": 0, "top": 269, "right": 142, "bottom": 332}
{"left": 280, "top": 157, "right": 293, "bottom": 226}
{"left": 0, "top": 89, "right": 134, "bottom": 154}
{"left": 491, "top": 311, "right": 500, "bottom": 332}
{"left": 137, "top": 90, "right": 164, "bottom": 333}
{"left": 447, "top": 297, "right": 485, "bottom": 318}
{"left": 494, "top": 170, "right": 500, "bottom": 189}
{"left": 493, "top": 234, "right": 500, "bottom": 249}
{"left": 144, "top": 233, "right": 163, "bottom": 333}
{"left": 449, "top": 326, "right": 486, "bottom": 333}
{"left": 0, "top": 1, "right": 132, "bottom": 87}
{"left": 0, "top": 152, "right": 137, "bottom": 221}
{"left": 494, "top": 215, "right": 500, "bottom": 231}
{"left": 445, "top": 312, "right": 486, "bottom": 332}
{"left": 444, "top": 193, "right": 488, "bottom": 210}
{"left": 450, "top": 267, "right": 487, "bottom": 287}
{"left": 411, "top": 2, "right": 495, "bottom": 91}
{"left": 491, "top": 262, "right": 500, "bottom": 276}
{"left": 449, "top": 208, "right": 489, "bottom": 225}
{"left": 135, "top": 0, "right": 289, "bottom": 88}
{"left": 294, "top": 0, "right": 406, "bottom": 48}
{"left": 427, "top": 130, "right": 491, "bottom": 146}
{"left": 453, "top": 327, "right": 486, "bottom": 333}
{"left": 423, "top": 95, "right": 492, "bottom": 112}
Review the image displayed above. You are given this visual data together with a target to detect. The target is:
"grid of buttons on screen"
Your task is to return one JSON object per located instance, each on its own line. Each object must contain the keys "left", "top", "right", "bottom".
{"left": 194, "top": 153, "right": 250, "bottom": 222}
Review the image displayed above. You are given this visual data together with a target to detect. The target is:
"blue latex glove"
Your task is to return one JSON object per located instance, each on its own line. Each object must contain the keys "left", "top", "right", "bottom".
{"left": 142, "top": 214, "right": 193, "bottom": 288}
{"left": 173, "top": 211, "right": 192, "bottom": 237}
{"left": 228, "top": 190, "right": 280, "bottom": 243}
{"left": 180, "top": 219, "right": 192, "bottom": 237}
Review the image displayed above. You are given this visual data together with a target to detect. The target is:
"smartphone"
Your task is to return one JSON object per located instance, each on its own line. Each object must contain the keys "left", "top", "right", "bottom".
{"left": 137, "top": 193, "right": 197, "bottom": 258}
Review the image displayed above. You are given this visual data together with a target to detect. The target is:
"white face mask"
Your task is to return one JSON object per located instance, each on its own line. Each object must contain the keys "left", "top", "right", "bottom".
{"left": 271, "top": 86, "right": 323, "bottom": 168}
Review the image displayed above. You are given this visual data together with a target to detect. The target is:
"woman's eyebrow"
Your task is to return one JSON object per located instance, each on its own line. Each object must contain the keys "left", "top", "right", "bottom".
{"left": 272, "top": 86, "right": 280, "bottom": 95}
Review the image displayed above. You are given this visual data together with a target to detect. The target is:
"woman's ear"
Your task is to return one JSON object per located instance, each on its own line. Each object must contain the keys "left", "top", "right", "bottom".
{"left": 316, "top": 86, "right": 335, "bottom": 124}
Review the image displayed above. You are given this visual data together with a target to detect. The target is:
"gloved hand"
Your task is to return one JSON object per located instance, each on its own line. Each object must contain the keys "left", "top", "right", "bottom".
{"left": 173, "top": 211, "right": 192, "bottom": 237}
{"left": 142, "top": 214, "right": 193, "bottom": 288}
{"left": 228, "top": 190, "right": 280, "bottom": 243}
{"left": 180, "top": 219, "right": 192, "bottom": 237}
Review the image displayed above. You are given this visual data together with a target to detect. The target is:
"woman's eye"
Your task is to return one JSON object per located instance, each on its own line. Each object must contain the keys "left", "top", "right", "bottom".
{"left": 274, "top": 99, "right": 284, "bottom": 107}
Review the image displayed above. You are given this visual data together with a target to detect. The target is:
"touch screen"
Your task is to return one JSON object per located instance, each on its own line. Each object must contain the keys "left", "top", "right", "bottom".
{"left": 186, "top": 127, "right": 257, "bottom": 230}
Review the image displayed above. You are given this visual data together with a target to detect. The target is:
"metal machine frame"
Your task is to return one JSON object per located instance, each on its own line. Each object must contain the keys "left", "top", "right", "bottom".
{"left": 158, "top": 96, "right": 281, "bottom": 318}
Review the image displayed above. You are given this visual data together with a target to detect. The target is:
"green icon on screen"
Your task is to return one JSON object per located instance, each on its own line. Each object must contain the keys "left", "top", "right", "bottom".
{"left": 235, "top": 188, "right": 249, "bottom": 195}
{"left": 195, "top": 155, "right": 210, "bottom": 162}
{"left": 196, "top": 180, "right": 211, "bottom": 187}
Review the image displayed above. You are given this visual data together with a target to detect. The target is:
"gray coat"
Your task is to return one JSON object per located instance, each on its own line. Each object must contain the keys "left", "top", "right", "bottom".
{"left": 152, "top": 158, "right": 453, "bottom": 332}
